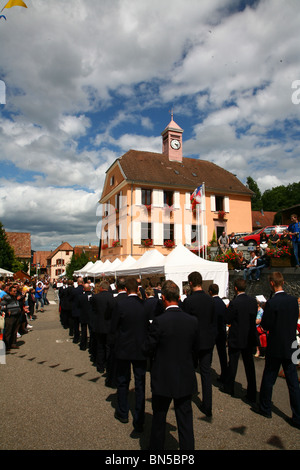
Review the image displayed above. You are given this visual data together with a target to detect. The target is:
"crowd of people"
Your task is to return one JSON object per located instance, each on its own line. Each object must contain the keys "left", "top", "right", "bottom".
{"left": 217, "top": 213, "right": 300, "bottom": 279}
{"left": 54, "top": 270, "right": 300, "bottom": 450}
{"left": 0, "top": 277, "right": 50, "bottom": 351}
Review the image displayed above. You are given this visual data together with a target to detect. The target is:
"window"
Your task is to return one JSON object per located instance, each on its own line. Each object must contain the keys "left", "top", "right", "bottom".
{"left": 141, "top": 222, "right": 152, "bottom": 241}
{"left": 215, "top": 196, "right": 224, "bottom": 212}
{"left": 56, "top": 259, "right": 65, "bottom": 266}
{"left": 164, "top": 190, "right": 173, "bottom": 207}
{"left": 142, "top": 189, "right": 152, "bottom": 206}
{"left": 110, "top": 176, "right": 115, "bottom": 186}
{"left": 163, "top": 223, "right": 174, "bottom": 242}
{"left": 191, "top": 224, "right": 198, "bottom": 244}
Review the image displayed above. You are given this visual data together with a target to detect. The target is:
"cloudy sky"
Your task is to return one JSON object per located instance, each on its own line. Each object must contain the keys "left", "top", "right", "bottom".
{"left": 0, "top": 0, "right": 299, "bottom": 251}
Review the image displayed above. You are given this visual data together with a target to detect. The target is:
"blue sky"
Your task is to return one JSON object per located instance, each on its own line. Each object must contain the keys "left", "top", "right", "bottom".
{"left": 0, "top": 0, "right": 299, "bottom": 251}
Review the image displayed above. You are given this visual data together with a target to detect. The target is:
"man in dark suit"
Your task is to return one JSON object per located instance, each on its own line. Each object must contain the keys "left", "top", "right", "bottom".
{"left": 90, "top": 280, "right": 116, "bottom": 373}
{"left": 144, "top": 286, "right": 164, "bottom": 321}
{"left": 144, "top": 280, "right": 198, "bottom": 450}
{"left": 71, "top": 277, "right": 84, "bottom": 344}
{"left": 183, "top": 271, "right": 217, "bottom": 417}
{"left": 105, "top": 277, "right": 127, "bottom": 388}
{"left": 77, "top": 283, "right": 93, "bottom": 351}
{"left": 222, "top": 278, "right": 257, "bottom": 402}
{"left": 254, "top": 272, "right": 300, "bottom": 428}
{"left": 111, "top": 278, "right": 149, "bottom": 432}
{"left": 209, "top": 283, "right": 228, "bottom": 383}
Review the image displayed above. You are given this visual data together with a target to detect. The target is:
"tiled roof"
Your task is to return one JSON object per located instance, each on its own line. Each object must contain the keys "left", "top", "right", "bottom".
{"left": 252, "top": 211, "right": 277, "bottom": 229}
{"left": 47, "top": 242, "right": 73, "bottom": 260}
{"left": 6, "top": 232, "right": 31, "bottom": 259}
{"left": 114, "top": 150, "right": 252, "bottom": 195}
{"left": 32, "top": 251, "right": 51, "bottom": 268}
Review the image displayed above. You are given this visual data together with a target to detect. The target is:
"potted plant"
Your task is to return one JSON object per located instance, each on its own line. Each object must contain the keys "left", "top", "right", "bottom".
{"left": 102, "top": 244, "right": 108, "bottom": 250}
{"left": 112, "top": 240, "right": 120, "bottom": 247}
{"left": 164, "top": 239, "right": 175, "bottom": 248}
{"left": 215, "top": 251, "right": 239, "bottom": 269}
{"left": 218, "top": 210, "right": 226, "bottom": 220}
{"left": 141, "top": 238, "right": 153, "bottom": 247}
{"left": 268, "top": 246, "right": 292, "bottom": 267}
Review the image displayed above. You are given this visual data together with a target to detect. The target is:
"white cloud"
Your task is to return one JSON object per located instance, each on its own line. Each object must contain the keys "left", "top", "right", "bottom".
{"left": 0, "top": 0, "right": 300, "bottom": 249}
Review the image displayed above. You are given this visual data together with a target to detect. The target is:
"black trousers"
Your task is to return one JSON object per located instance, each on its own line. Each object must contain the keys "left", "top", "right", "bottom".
{"left": 116, "top": 359, "right": 146, "bottom": 427}
{"left": 225, "top": 346, "right": 257, "bottom": 401}
{"left": 259, "top": 356, "right": 300, "bottom": 425}
{"left": 198, "top": 348, "right": 213, "bottom": 415}
{"left": 215, "top": 332, "right": 228, "bottom": 381}
{"left": 3, "top": 314, "right": 21, "bottom": 349}
{"left": 149, "top": 394, "right": 194, "bottom": 450}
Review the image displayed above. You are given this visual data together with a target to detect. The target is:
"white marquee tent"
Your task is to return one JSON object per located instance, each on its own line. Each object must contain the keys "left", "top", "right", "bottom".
{"left": 115, "top": 249, "right": 165, "bottom": 277}
{"left": 0, "top": 267, "right": 14, "bottom": 277}
{"left": 73, "top": 261, "right": 94, "bottom": 277}
{"left": 113, "top": 244, "right": 229, "bottom": 297}
{"left": 162, "top": 244, "right": 228, "bottom": 297}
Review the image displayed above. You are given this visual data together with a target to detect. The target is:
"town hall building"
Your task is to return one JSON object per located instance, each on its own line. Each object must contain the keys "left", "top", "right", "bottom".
{"left": 99, "top": 117, "right": 253, "bottom": 262}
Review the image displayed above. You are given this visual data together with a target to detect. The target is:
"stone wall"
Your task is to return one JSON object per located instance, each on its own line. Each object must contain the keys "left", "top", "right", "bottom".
{"left": 228, "top": 267, "right": 300, "bottom": 301}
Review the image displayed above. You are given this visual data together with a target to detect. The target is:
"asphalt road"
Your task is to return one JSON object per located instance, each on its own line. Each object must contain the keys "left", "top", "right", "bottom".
{"left": 1, "top": 286, "right": 299, "bottom": 453}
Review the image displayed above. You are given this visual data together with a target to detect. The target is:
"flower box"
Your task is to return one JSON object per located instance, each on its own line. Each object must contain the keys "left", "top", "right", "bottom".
{"left": 270, "top": 257, "right": 291, "bottom": 267}
{"left": 164, "top": 240, "right": 175, "bottom": 248}
{"left": 142, "top": 239, "right": 153, "bottom": 247}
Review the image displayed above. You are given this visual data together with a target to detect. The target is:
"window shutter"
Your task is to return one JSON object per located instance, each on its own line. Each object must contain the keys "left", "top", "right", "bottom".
{"left": 210, "top": 195, "right": 216, "bottom": 212}
{"left": 224, "top": 196, "right": 230, "bottom": 213}
{"left": 132, "top": 221, "right": 141, "bottom": 245}
{"left": 135, "top": 188, "right": 141, "bottom": 205}
{"left": 185, "top": 192, "right": 191, "bottom": 210}
{"left": 152, "top": 189, "right": 164, "bottom": 207}
{"left": 185, "top": 224, "right": 191, "bottom": 245}
{"left": 153, "top": 222, "right": 163, "bottom": 245}
{"left": 174, "top": 191, "right": 180, "bottom": 209}
{"left": 175, "top": 223, "right": 182, "bottom": 244}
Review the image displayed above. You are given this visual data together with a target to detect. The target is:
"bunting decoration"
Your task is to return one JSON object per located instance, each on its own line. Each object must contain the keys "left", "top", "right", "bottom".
{"left": 1, "top": 0, "right": 27, "bottom": 12}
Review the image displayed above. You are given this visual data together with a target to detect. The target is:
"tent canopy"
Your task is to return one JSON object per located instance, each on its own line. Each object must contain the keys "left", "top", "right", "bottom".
{"left": 114, "top": 244, "right": 228, "bottom": 297}
{"left": 73, "top": 261, "right": 94, "bottom": 276}
{"left": 116, "top": 249, "right": 165, "bottom": 277}
{"left": 0, "top": 267, "right": 14, "bottom": 277}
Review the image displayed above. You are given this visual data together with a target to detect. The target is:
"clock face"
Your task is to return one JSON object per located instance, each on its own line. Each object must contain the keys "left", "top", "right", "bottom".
{"left": 171, "top": 139, "right": 181, "bottom": 150}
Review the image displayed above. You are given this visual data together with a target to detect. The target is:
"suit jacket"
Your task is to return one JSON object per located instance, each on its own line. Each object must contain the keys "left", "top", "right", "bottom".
{"left": 91, "top": 290, "right": 116, "bottom": 335}
{"left": 212, "top": 295, "right": 227, "bottom": 341}
{"left": 261, "top": 291, "right": 299, "bottom": 358}
{"left": 112, "top": 294, "right": 148, "bottom": 361}
{"left": 144, "top": 306, "right": 199, "bottom": 399}
{"left": 77, "top": 291, "right": 93, "bottom": 325}
{"left": 71, "top": 284, "right": 84, "bottom": 318}
{"left": 183, "top": 290, "right": 217, "bottom": 350}
{"left": 144, "top": 297, "right": 164, "bottom": 321}
{"left": 225, "top": 293, "right": 258, "bottom": 349}
{"left": 60, "top": 286, "right": 73, "bottom": 311}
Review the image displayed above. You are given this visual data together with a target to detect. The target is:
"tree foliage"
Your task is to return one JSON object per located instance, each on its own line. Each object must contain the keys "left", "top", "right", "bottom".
{"left": 247, "top": 178, "right": 300, "bottom": 213}
{"left": 66, "top": 251, "right": 90, "bottom": 279}
{"left": 246, "top": 176, "right": 263, "bottom": 210}
{"left": 0, "top": 222, "right": 16, "bottom": 271}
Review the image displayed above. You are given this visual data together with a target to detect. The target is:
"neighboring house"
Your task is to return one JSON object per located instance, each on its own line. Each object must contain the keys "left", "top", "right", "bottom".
{"left": 32, "top": 251, "right": 51, "bottom": 276}
{"left": 252, "top": 210, "right": 277, "bottom": 230}
{"left": 73, "top": 245, "right": 99, "bottom": 261}
{"left": 278, "top": 204, "right": 300, "bottom": 225}
{"left": 6, "top": 232, "right": 32, "bottom": 271}
{"left": 99, "top": 117, "right": 253, "bottom": 262}
{"left": 46, "top": 242, "right": 73, "bottom": 280}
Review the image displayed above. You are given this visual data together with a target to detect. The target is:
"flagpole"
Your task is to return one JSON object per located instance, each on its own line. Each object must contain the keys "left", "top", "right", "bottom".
{"left": 202, "top": 182, "right": 205, "bottom": 259}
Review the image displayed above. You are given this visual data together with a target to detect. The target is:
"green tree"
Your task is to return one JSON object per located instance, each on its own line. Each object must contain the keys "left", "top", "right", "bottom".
{"left": 262, "top": 182, "right": 300, "bottom": 212}
{"left": 246, "top": 176, "right": 263, "bottom": 210}
{"left": 66, "top": 251, "right": 90, "bottom": 279}
{"left": 0, "top": 222, "right": 16, "bottom": 271}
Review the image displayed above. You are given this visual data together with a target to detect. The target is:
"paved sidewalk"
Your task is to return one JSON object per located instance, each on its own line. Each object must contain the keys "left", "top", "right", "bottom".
{"left": 0, "top": 287, "right": 299, "bottom": 451}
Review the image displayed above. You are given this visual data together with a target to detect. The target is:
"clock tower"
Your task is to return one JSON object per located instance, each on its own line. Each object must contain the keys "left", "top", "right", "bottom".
{"left": 161, "top": 113, "right": 183, "bottom": 163}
